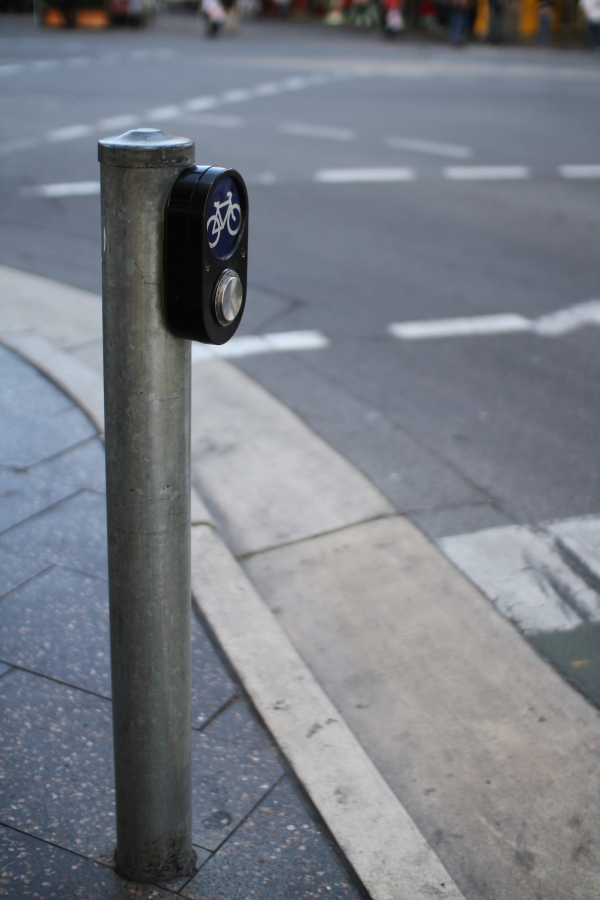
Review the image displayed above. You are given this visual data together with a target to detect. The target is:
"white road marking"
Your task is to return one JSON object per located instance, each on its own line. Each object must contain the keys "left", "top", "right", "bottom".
{"left": 387, "top": 136, "right": 472, "bottom": 159}
{"left": 184, "top": 114, "right": 243, "bottom": 128}
{"left": 444, "top": 165, "right": 530, "bottom": 180}
{"left": 251, "top": 172, "right": 278, "bottom": 185}
{"left": 548, "top": 517, "right": 600, "bottom": 592}
{"left": 388, "top": 300, "right": 600, "bottom": 341}
{"left": 439, "top": 518, "right": 600, "bottom": 635}
{"left": 0, "top": 64, "right": 24, "bottom": 77}
{"left": 184, "top": 96, "right": 217, "bottom": 112}
{"left": 389, "top": 313, "right": 530, "bottom": 340}
{"left": 97, "top": 114, "right": 138, "bottom": 131}
{"left": 21, "top": 181, "right": 100, "bottom": 198}
{"left": 0, "top": 48, "right": 172, "bottom": 78}
{"left": 147, "top": 105, "right": 181, "bottom": 121}
{"left": 315, "top": 167, "right": 415, "bottom": 183}
{"left": 559, "top": 164, "right": 600, "bottom": 179}
{"left": 280, "top": 122, "right": 356, "bottom": 141}
{"left": 46, "top": 124, "right": 94, "bottom": 142}
{"left": 1, "top": 73, "right": 338, "bottom": 153}
{"left": 191, "top": 330, "right": 329, "bottom": 362}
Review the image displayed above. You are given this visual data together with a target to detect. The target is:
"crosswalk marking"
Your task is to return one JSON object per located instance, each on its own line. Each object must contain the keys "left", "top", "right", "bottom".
{"left": 191, "top": 330, "right": 329, "bottom": 362}
{"left": 388, "top": 300, "right": 600, "bottom": 341}
{"left": 439, "top": 516, "right": 600, "bottom": 635}
{"left": 386, "top": 136, "right": 472, "bottom": 158}
{"left": 444, "top": 165, "right": 530, "bottom": 180}
{"left": 315, "top": 167, "right": 415, "bottom": 183}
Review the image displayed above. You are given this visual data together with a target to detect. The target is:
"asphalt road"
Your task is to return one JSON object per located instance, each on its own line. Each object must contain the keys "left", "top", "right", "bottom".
{"left": 1, "top": 14, "right": 599, "bottom": 539}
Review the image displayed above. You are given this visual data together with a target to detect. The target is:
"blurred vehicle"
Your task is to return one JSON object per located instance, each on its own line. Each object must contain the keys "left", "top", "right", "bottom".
{"left": 36, "top": 0, "right": 157, "bottom": 27}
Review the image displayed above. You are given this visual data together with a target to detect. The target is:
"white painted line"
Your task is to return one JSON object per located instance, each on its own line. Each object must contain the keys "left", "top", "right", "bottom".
{"left": 388, "top": 300, "right": 600, "bottom": 341}
{"left": 191, "top": 524, "right": 464, "bottom": 900}
{"left": 280, "top": 122, "right": 355, "bottom": 141}
{"left": 184, "top": 114, "right": 243, "bottom": 129}
{"left": 66, "top": 56, "right": 90, "bottom": 68}
{"left": 146, "top": 105, "right": 182, "bottom": 121}
{"left": 388, "top": 313, "right": 530, "bottom": 340}
{"left": 251, "top": 172, "right": 278, "bottom": 185}
{"left": 21, "top": 181, "right": 100, "bottom": 198}
{"left": 31, "top": 59, "right": 59, "bottom": 73}
{"left": 184, "top": 96, "right": 218, "bottom": 112}
{"left": 559, "top": 164, "right": 600, "bottom": 179}
{"left": 0, "top": 64, "right": 24, "bottom": 77}
{"left": 252, "top": 82, "right": 282, "bottom": 97}
{"left": 221, "top": 88, "right": 252, "bottom": 103}
{"left": 282, "top": 76, "right": 310, "bottom": 90}
{"left": 387, "top": 136, "right": 472, "bottom": 159}
{"left": 315, "top": 167, "right": 415, "bottom": 183}
{"left": 548, "top": 516, "right": 600, "bottom": 590}
{"left": 5, "top": 74, "right": 341, "bottom": 157}
{"left": 191, "top": 330, "right": 328, "bottom": 363}
{"left": 97, "top": 114, "right": 138, "bottom": 131}
{"left": 533, "top": 299, "right": 600, "bottom": 335}
{"left": 444, "top": 165, "right": 530, "bottom": 180}
{"left": 46, "top": 124, "right": 93, "bottom": 142}
{"left": 440, "top": 523, "right": 600, "bottom": 634}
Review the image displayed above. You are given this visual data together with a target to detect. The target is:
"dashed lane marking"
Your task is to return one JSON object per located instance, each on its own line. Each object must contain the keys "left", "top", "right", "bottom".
{"left": 191, "top": 330, "right": 329, "bottom": 362}
{"left": 559, "top": 164, "right": 600, "bottom": 179}
{"left": 444, "top": 165, "right": 530, "bottom": 180}
{"left": 279, "top": 122, "right": 356, "bottom": 141}
{"left": 387, "top": 136, "right": 472, "bottom": 159}
{"left": 0, "top": 72, "right": 342, "bottom": 156}
{"left": 315, "top": 167, "right": 415, "bottom": 183}
{"left": 20, "top": 182, "right": 100, "bottom": 198}
{"left": 388, "top": 300, "right": 600, "bottom": 341}
{"left": 0, "top": 48, "right": 173, "bottom": 78}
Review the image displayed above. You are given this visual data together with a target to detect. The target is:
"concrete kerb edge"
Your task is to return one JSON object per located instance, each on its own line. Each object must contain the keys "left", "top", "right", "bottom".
{"left": 0, "top": 329, "right": 464, "bottom": 900}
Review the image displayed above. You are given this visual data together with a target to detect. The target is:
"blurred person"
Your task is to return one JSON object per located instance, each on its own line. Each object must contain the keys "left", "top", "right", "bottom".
{"left": 381, "top": 0, "right": 405, "bottom": 34}
{"left": 448, "top": 0, "right": 473, "bottom": 44}
{"left": 202, "top": 0, "right": 227, "bottom": 36}
{"left": 488, "top": 0, "right": 506, "bottom": 41}
{"left": 537, "top": 0, "right": 553, "bottom": 43}
{"left": 581, "top": 0, "right": 600, "bottom": 48}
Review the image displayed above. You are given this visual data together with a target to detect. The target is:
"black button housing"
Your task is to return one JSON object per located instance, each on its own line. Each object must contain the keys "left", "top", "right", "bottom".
{"left": 164, "top": 165, "right": 248, "bottom": 344}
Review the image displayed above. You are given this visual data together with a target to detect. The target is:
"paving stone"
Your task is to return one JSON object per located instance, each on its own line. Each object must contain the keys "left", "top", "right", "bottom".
{"left": 191, "top": 701, "right": 283, "bottom": 851}
{"left": 0, "top": 565, "right": 111, "bottom": 698}
{"left": 0, "top": 662, "right": 11, "bottom": 677}
{"left": 32, "top": 437, "right": 106, "bottom": 495}
{"left": 0, "top": 346, "right": 95, "bottom": 468}
{"left": 0, "top": 825, "right": 175, "bottom": 899}
{"left": 0, "top": 465, "right": 78, "bottom": 534}
{"left": 157, "top": 847, "right": 212, "bottom": 894}
{"left": 0, "top": 668, "right": 115, "bottom": 860}
{"left": 0, "top": 545, "right": 48, "bottom": 598}
{"left": 183, "top": 777, "right": 360, "bottom": 900}
{"left": 191, "top": 615, "right": 237, "bottom": 729}
{"left": 0, "top": 490, "right": 108, "bottom": 579}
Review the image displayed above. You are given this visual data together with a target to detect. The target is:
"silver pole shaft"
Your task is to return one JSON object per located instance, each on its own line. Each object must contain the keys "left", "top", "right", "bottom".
{"left": 98, "top": 129, "right": 195, "bottom": 883}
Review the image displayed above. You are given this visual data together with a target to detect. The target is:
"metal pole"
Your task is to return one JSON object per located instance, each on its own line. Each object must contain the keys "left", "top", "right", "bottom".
{"left": 98, "top": 129, "right": 196, "bottom": 883}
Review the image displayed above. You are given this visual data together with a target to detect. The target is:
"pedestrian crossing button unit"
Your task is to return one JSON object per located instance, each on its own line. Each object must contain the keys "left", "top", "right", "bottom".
{"left": 165, "top": 165, "right": 248, "bottom": 344}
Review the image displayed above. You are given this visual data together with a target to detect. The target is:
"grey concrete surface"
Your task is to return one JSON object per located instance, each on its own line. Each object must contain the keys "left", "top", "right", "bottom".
{"left": 243, "top": 515, "right": 600, "bottom": 900}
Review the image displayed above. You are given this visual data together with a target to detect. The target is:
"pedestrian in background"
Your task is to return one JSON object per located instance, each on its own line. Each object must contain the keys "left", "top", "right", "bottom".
{"left": 448, "top": 0, "right": 473, "bottom": 44}
{"left": 488, "top": 0, "right": 506, "bottom": 42}
{"left": 581, "top": 0, "right": 600, "bottom": 48}
{"left": 537, "top": 0, "right": 553, "bottom": 43}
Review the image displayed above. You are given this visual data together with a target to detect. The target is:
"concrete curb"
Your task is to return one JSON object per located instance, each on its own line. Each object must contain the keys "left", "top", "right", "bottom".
{"left": 0, "top": 271, "right": 464, "bottom": 899}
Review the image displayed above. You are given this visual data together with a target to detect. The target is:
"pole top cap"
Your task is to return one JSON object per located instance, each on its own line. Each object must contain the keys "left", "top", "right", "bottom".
{"left": 98, "top": 129, "right": 195, "bottom": 169}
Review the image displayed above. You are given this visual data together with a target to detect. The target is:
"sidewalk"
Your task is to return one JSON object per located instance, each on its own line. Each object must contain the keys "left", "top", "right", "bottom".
{"left": 0, "top": 342, "right": 364, "bottom": 898}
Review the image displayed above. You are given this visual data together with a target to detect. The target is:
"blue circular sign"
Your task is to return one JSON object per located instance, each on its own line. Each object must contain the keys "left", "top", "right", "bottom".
{"left": 206, "top": 176, "right": 242, "bottom": 259}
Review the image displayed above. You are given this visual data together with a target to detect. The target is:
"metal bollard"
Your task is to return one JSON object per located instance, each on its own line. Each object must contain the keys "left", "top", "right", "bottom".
{"left": 99, "top": 129, "right": 196, "bottom": 883}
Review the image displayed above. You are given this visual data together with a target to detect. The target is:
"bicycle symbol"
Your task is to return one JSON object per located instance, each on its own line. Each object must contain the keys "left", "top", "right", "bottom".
{"left": 206, "top": 191, "right": 242, "bottom": 250}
